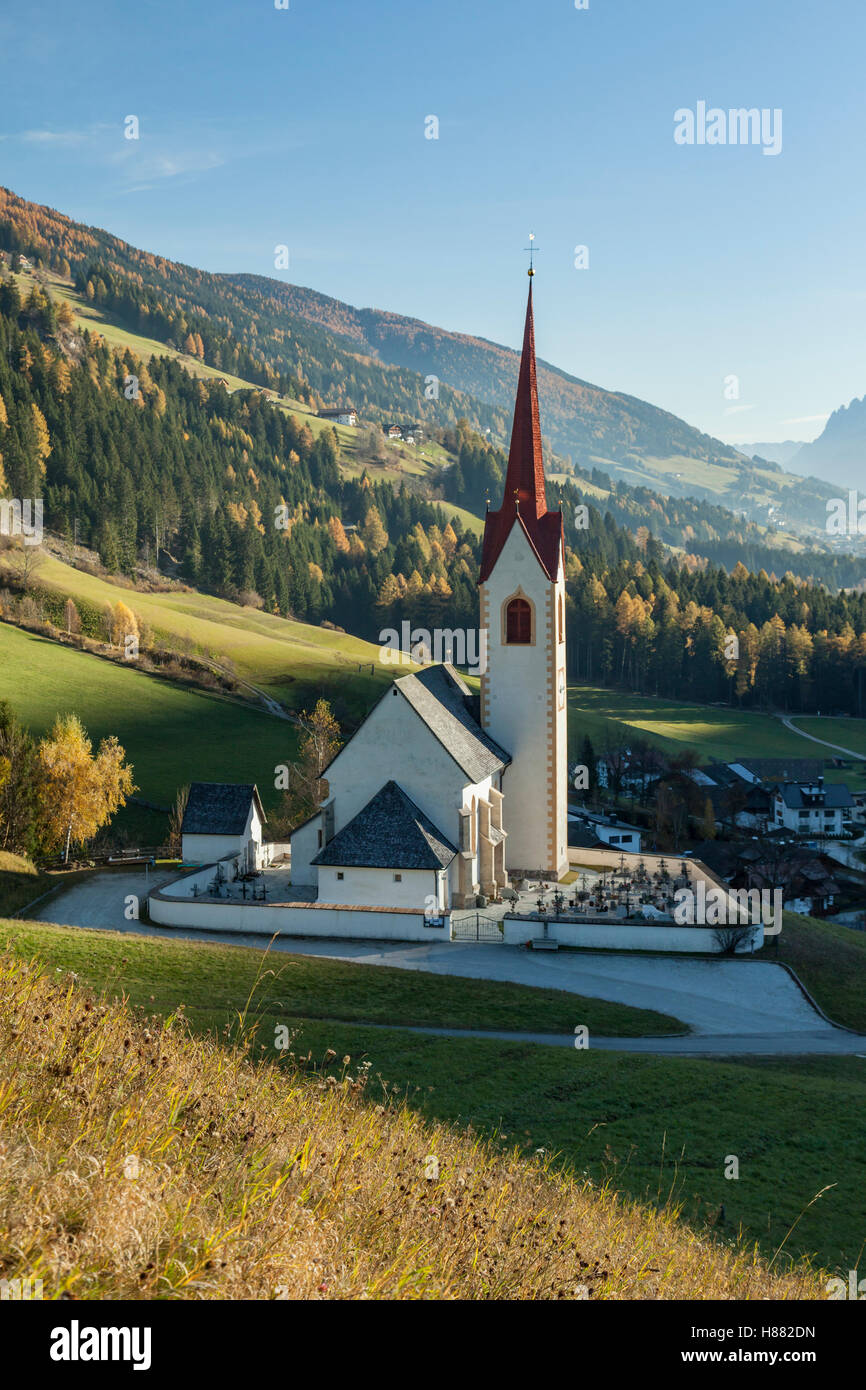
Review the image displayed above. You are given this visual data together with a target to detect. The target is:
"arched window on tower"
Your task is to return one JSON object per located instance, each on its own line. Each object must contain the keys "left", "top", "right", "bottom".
{"left": 505, "top": 596, "right": 532, "bottom": 644}
{"left": 558, "top": 594, "right": 564, "bottom": 644}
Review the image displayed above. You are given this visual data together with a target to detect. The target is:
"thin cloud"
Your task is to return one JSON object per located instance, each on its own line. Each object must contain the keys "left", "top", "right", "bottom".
{"left": 107, "top": 140, "right": 226, "bottom": 189}
{"left": 1, "top": 123, "right": 112, "bottom": 146}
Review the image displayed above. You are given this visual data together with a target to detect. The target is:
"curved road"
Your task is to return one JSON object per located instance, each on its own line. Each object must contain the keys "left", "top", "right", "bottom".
{"left": 777, "top": 713, "right": 866, "bottom": 761}
{"left": 22, "top": 870, "right": 866, "bottom": 1058}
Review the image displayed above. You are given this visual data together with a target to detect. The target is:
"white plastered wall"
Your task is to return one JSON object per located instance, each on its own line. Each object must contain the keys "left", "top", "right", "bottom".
{"left": 480, "top": 523, "right": 568, "bottom": 877}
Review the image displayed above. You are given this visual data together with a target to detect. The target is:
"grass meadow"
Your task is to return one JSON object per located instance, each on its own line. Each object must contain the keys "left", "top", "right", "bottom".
{"left": 0, "top": 622, "right": 292, "bottom": 834}
{"left": 567, "top": 684, "right": 866, "bottom": 789}
{"left": 1, "top": 912, "right": 864, "bottom": 1275}
{"left": 0, "top": 946, "right": 825, "bottom": 1300}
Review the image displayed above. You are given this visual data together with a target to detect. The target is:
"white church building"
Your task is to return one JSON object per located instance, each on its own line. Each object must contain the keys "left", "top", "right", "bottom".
{"left": 291, "top": 275, "right": 569, "bottom": 912}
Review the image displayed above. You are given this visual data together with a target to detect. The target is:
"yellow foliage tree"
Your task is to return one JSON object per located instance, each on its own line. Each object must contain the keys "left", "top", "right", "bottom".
{"left": 36, "top": 714, "right": 136, "bottom": 862}
{"left": 111, "top": 601, "right": 139, "bottom": 649}
{"left": 362, "top": 506, "right": 389, "bottom": 555}
{"left": 31, "top": 403, "right": 51, "bottom": 473}
{"left": 328, "top": 515, "right": 350, "bottom": 553}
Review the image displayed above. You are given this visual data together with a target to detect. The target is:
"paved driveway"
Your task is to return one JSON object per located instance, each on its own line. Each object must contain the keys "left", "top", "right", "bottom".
{"left": 22, "top": 870, "right": 866, "bottom": 1056}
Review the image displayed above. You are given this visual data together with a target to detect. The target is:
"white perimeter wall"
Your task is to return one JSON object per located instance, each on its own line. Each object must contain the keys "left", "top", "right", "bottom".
{"left": 502, "top": 917, "right": 763, "bottom": 952}
{"left": 150, "top": 862, "right": 449, "bottom": 941}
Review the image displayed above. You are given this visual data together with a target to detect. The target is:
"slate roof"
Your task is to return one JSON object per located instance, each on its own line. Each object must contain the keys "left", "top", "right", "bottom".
{"left": 395, "top": 664, "right": 509, "bottom": 784}
{"left": 733, "top": 757, "right": 826, "bottom": 784}
{"left": 568, "top": 822, "right": 603, "bottom": 849}
{"left": 181, "top": 782, "right": 266, "bottom": 836}
{"left": 311, "top": 781, "right": 456, "bottom": 870}
{"left": 577, "top": 809, "right": 642, "bottom": 835}
{"left": 775, "top": 782, "right": 854, "bottom": 809}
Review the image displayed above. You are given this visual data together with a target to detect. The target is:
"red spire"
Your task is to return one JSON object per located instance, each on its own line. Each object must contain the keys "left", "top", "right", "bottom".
{"left": 503, "top": 281, "right": 547, "bottom": 520}
{"left": 479, "top": 279, "right": 563, "bottom": 584}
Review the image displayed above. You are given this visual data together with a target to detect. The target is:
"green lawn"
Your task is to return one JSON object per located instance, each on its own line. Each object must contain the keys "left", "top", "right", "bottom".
{"left": 760, "top": 911, "right": 866, "bottom": 1033}
{"left": 0, "top": 916, "right": 681, "bottom": 1038}
{"left": 567, "top": 683, "right": 859, "bottom": 768}
{"left": 2, "top": 915, "right": 864, "bottom": 1272}
{"left": 0, "top": 622, "right": 292, "bottom": 816}
{"left": 6, "top": 549, "right": 390, "bottom": 716}
{"left": 0, "top": 852, "right": 51, "bottom": 915}
{"left": 791, "top": 717, "right": 866, "bottom": 759}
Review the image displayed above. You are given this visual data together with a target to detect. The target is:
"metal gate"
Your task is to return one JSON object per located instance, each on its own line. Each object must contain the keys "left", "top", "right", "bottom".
{"left": 452, "top": 912, "right": 504, "bottom": 943}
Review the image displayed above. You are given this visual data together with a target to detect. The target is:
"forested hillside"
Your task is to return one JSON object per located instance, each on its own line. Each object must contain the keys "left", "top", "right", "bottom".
{"left": 2, "top": 274, "right": 866, "bottom": 716}
{"left": 0, "top": 185, "right": 842, "bottom": 531}
{"left": 0, "top": 279, "right": 483, "bottom": 635}
{"left": 0, "top": 186, "right": 508, "bottom": 441}
{"left": 1, "top": 191, "right": 865, "bottom": 718}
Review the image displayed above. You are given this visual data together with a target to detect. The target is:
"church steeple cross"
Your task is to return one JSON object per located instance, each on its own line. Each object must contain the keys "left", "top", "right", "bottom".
{"left": 523, "top": 233, "right": 539, "bottom": 277}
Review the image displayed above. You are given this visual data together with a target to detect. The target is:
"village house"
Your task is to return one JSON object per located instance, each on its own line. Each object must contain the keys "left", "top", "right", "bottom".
{"left": 318, "top": 406, "right": 358, "bottom": 426}
{"left": 568, "top": 808, "right": 642, "bottom": 853}
{"left": 772, "top": 778, "right": 855, "bottom": 838}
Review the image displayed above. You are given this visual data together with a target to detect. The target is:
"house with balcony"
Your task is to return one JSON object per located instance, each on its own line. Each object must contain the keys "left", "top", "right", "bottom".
{"left": 772, "top": 778, "right": 855, "bottom": 838}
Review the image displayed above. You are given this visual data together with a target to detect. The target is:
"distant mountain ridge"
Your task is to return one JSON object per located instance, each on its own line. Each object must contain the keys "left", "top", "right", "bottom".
{"left": 792, "top": 397, "right": 866, "bottom": 489}
{"left": 737, "top": 441, "right": 807, "bottom": 467}
{"left": 230, "top": 272, "right": 742, "bottom": 475}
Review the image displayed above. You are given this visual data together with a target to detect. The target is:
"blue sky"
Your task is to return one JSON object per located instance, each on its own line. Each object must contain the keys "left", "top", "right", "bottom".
{"left": 1, "top": 0, "right": 864, "bottom": 453}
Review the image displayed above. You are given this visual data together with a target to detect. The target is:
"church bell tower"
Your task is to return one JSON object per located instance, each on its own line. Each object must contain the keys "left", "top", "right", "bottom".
{"left": 478, "top": 273, "right": 568, "bottom": 879}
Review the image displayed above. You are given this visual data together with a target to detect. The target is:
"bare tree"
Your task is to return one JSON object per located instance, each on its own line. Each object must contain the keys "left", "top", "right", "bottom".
{"left": 713, "top": 923, "right": 758, "bottom": 956}
{"left": 5, "top": 537, "right": 45, "bottom": 593}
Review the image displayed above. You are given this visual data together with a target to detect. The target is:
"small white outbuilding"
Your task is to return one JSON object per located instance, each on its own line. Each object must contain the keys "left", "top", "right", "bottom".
{"left": 181, "top": 782, "right": 267, "bottom": 871}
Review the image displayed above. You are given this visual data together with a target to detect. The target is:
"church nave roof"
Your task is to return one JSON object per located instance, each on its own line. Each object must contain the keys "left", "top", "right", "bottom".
{"left": 395, "top": 663, "right": 509, "bottom": 784}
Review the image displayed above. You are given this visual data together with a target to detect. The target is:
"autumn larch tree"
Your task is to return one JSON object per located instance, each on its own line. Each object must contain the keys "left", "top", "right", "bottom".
{"left": 36, "top": 714, "right": 136, "bottom": 862}
{"left": 273, "top": 700, "right": 341, "bottom": 834}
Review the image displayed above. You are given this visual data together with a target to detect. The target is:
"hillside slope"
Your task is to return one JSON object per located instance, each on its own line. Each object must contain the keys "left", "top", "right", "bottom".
{"left": 0, "top": 185, "right": 839, "bottom": 530}
{"left": 0, "top": 621, "right": 293, "bottom": 824}
{"left": 0, "top": 947, "right": 822, "bottom": 1299}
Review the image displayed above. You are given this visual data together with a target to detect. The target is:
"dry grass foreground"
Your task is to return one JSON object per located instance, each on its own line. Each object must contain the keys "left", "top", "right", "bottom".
{"left": 0, "top": 952, "right": 823, "bottom": 1300}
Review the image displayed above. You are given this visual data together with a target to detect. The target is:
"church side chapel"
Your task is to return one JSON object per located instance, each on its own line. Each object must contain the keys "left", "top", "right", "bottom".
{"left": 291, "top": 274, "right": 569, "bottom": 912}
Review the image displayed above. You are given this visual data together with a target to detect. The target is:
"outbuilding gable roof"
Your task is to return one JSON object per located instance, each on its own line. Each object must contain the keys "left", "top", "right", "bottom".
{"left": 181, "top": 782, "right": 266, "bottom": 836}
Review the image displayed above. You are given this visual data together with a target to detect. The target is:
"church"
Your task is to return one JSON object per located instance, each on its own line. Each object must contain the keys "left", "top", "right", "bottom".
{"left": 290, "top": 276, "right": 569, "bottom": 912}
